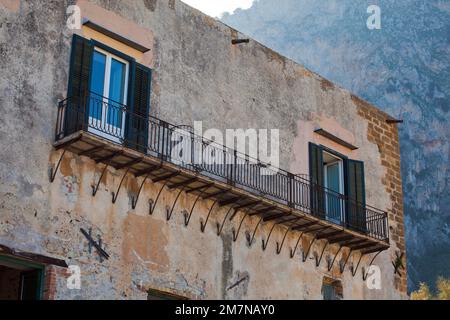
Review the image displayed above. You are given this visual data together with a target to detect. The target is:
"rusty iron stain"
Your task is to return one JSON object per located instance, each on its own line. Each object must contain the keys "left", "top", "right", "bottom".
{"left": 123, "top": 213, "right": 169, "bottom": 271}
{"left": 125, "top": 173, "right": 139, "bottom": 194}
{"left": 59, "top": 153, "right": 73, "bottom": 177}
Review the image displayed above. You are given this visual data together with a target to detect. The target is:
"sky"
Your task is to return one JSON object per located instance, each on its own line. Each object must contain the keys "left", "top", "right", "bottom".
{"left": 181, "top": 0, "right": 255, "bottom": 18}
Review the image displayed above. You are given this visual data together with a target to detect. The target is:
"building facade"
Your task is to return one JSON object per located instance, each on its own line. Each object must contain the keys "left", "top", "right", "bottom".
{"left": 0, "top": 0, "right": 406, "bottom": 299}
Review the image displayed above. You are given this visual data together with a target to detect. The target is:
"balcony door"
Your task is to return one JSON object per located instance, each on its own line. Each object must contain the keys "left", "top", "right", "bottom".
{"left": 88, "top": 47, "right": 129, "bottom": 143}
{"left": 323, "top": 151, "right": 344, "bottom": 223}
{"left": 309, "top": 143, "right": 367, "bottom": 231}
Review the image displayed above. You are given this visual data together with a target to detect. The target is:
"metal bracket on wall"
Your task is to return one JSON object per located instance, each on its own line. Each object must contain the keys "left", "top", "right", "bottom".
{"left": 262, "top": 221, "right": 282, "bottom": 251}
{"left": 184, "top": 185, "right": 213, "bottom": 227}
{"left": 232, "top": 212, "right": 249, "bottom": 242}
{"left": 262, "top": 216, "right": 298, "bottom": 252}
{"left": 111, "top": 168, "right": 130, "bottom": 204}
{"left": 340, "top": 249, "right": 353, "bottom": 273}
{"left": 246, "top": 217, "right": 263, "bottom": 247}
{"left": 49, "top": 150, "right": 66, "bottom": 183}
{"left": 131, "top": 174, "right": 150, "bottom": 209}
{"left": 290, "top": 232, "right": 305, "bottom": 258}
{"left": 166, "top": 186, "right": 186, "bottom": 221}
{"left": 302, "top": 235, "right": 317, "bottom": 262}
{"left": 91, "top": 163, "right": 109, "bottom": 197}
{"left": 228, "top": 209, "right": 239, "bottom": 221}
{"left": 350, "top": 252, "right": 366, "bottom": 277}
{"left": 362, "top": 250, "right": 384, "bottom": 281}
{"left": 80, "top": 228, "right": 110, "bottom": 261}
{"left": 327, "top": 246, "right": 343, "bottom": 272}
{"left": 216, "top": 207, "right": 235, "bottom": 236}
{"left": 200, "top": 200, "right": 218, "bottom": 232}
{"left": 276, "top": 226, "right": 291, "bottom": 255}
{"left": 315, "top": 241, "right": 329, "bottom": 267}
{"left": 148, "top": 181, "right": 169, "bottom": 215}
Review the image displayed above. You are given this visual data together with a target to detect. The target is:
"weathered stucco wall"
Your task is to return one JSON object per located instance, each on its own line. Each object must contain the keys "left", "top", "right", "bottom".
{"left": 0, "top": 0, "right": 406, "bottom": 299}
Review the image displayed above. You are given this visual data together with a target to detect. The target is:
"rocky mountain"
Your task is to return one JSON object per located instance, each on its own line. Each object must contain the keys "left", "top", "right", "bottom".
{"left": 222, "top": 0, "right": 450, "bottom": 292}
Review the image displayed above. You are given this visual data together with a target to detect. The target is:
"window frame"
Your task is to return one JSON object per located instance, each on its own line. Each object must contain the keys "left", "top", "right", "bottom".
{"left": 323, "top": 151, "right": 345, "bottom": 195}
{"left": 87, "top": 46, "right": 130, "bottom": 143}
{"left": 0, "top": 255, "right": 45, "bottom": 300}
{"left": 65, "top": 34, "right": 153, "bottom": 151}
{"left": 94, "top": 46, "right": 130, "bottom": 105}
{"left": 323, "top": 151, "right": 345, "bottom": 223}
{"left": 322, "top": 277, "right": 343, "bottom": 300}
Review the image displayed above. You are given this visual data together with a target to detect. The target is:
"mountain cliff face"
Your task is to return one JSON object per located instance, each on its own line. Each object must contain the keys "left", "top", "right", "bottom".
{"left": 222, "top": 0, "right": 450, "bottom": 292}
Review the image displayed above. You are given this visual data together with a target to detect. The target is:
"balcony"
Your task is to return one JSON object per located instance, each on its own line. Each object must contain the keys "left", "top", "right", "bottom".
{"left": 54, "top": 93, "right": 389, "bottom": 254}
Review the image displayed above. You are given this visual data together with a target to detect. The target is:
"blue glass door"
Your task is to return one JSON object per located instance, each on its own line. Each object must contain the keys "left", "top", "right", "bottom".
{"left": 107, "top": 58, "right": 126, "bottom": 128}
{"left": 325, "top": 162, "right": 342, "bottom": 223}
{"left": 89, "top": 51, "right": 106, "bottom": 122}
{"left": 88, "top": 47, "right": 128, "bottom": 142}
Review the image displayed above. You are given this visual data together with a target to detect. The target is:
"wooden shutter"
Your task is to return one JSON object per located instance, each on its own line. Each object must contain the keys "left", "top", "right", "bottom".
{"left": 126, "top": 62, "right": 151, "bottom": 152}
{"left": 309, "top": 143, "right": 325, "bottom": 218}
{"left": 345, "top": 159, "right": 366, "bottom": 232}
{"left": 66, "top": 35, "right": 93, "bottom": 135}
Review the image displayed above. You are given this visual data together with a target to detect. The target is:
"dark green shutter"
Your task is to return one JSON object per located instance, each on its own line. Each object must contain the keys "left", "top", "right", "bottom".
{"left": 309, "top": 143, "right": 325, "bottom": 218}
{"left": 66, "top": 34, "right": 93, "bottom": 135}
{"left": 345, "top": 159, "right": 366, "bottom": 232}
{"left": 126, "top": 62, "right": 151, "bottom": 152}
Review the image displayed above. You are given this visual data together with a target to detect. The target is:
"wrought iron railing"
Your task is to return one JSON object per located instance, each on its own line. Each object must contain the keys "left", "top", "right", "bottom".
{"left": 55, "top": 93, "right": 389, "bottom": 242}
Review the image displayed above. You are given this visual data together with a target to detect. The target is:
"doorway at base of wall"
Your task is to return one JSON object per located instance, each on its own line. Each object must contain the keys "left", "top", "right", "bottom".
{"left": 0, "top": 255, "right": 44, "bottom": 300}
